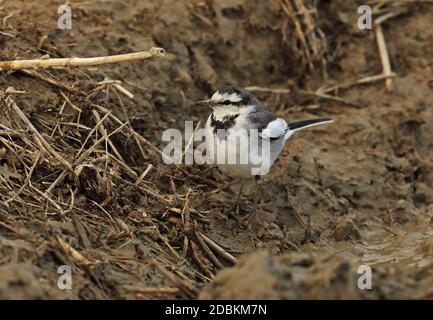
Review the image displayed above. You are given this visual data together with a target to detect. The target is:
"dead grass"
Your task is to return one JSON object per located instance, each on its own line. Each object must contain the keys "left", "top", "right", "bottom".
{"left": 0, "top": 69, "right": 238, "bottom": 297}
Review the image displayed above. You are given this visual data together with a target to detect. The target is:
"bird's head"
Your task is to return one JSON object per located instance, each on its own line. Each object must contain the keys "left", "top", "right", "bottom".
{"left": 196, "top": 85, "right": 257, "bottom": 111}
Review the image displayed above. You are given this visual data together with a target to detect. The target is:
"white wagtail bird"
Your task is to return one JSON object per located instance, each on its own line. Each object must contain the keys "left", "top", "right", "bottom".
{"left": 197, "top": 85, "right": 332, "bottom": 223}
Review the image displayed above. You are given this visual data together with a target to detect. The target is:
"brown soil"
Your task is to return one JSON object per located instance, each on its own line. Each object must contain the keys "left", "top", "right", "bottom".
{"left": 0, "top": 0, "right": 432, "bottom": 299}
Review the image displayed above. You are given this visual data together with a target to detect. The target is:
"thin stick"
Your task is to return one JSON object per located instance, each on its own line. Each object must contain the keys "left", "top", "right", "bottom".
{"left": 244, "top": 84, "right": 362, "bottom": 106}
{"left": 113, "top": 83, "right": 134, "bottom": 100}
{"left": 91, "top": 110, "right": 127, "bottom": 167}
{"left": 249, "top": 73, "right": 397, "bottom": 98}
{"left": 45, "top": 170, "right": 68, "bottom": 195}
{"left": 192, "top": 226, "right": 223, "bottom": 269}
{"left": 93, "top": 104, "right": 163, "bottom": 156}
{"left": 319, "top": 73, "right": 396, "bottom": 94}
{"left": 76, "top": 121, "right": 128, "bottom": 162}
{"left": 3, "top": 95, "right": 74, "bottom": 172}
{"left": 0, "top": 129, "right": 19, "bottom": 137}
{"left": 75, "top": 111, "right": 111, "bottom": 158}
{"left": 160, "top": 235, "right": 183, "bottom": 262}
{"left": 21, "top": 70, "right": 77, "bottom": 93}
{"left": 285, "top": 185, "right": 307, "bottom": 227}
{"left": 110, "top": 87, "right": 147, "bottom": 161}
{"left": 4, "top": 150, "right": 42, "bottom": 204}
{"left": 375, "top": 9, "right": 406, "bottom": 25}
{"left": 181, "top": 120, "right": 201, "bottom": 162}
{"left": 298, "top": 89, "right": 362, "bottom": 107}
{"left": 0, "top": 221, "right": 18, "bottom": 234}
{"left": 57, "top": 236, "right": 95, "bottom": 268}
{"left": 198, "top": 231, "right": 237, "bottom": 265}
{"left": 287, "top": 196, "right": 307, "bottom": 227}
{"left": 245, "top": 86, "right": 291, "bottom": 94}
{"left": 152, "top": 260, "right": 198, "bottom": 299}
{"left": 134, "top": 164, "right": 153, "bottom": 186}
{"left": 189, "top": 241, "right": 215, "bottom": 279}
{"left": 31, "top": 186, "right": 65, "bottom": 215}
{"left": 0, "top": 31, "right": 15, "bottom": 38}
{"left": 89, "top": 199, "right": 118, "bottom": 230}
{"left": 374, "top": 24, "right": 394, "bottom": 93}
{"left": 281, "top": 0, "right": 313, "bottom": 70}
{"left": 0, "top": 47, "right": 166, "bottom": 71}
{"left": 45, "top": 118, "right": 127, "bottom": 194}
{"left": 60, "top": 91, "right": 82, "bottom": 114}
{"left": 71, "top": 214, "right": 92, "bottom": 249}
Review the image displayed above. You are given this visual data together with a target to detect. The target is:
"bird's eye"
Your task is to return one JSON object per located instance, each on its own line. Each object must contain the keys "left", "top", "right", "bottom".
{"left": 222, "top": 100, "right": 231, "bottom": 105}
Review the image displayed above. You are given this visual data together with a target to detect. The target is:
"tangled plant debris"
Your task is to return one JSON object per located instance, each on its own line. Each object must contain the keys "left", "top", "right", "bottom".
{"left": 0, "top": 0, "right": 433, "bottom": 299}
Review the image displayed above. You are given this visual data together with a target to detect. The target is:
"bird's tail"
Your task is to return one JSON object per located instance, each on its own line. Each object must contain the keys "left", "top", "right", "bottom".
{"left": 284, "top": 118, "right": 332, "bottom": 140}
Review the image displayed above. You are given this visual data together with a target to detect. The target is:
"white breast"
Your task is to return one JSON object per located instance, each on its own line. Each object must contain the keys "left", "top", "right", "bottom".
{"left": 204, "top": 109, "right": 283, "bottom": 177}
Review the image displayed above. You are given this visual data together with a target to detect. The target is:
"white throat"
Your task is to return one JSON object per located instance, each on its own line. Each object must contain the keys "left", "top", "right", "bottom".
{"left": 212, "top": 105, "right": 240, "bottom": 121}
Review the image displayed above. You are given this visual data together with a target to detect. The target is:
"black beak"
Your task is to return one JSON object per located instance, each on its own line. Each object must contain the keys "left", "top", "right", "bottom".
{"left": 195, "top": 99, "right": 213, "bottom": 108}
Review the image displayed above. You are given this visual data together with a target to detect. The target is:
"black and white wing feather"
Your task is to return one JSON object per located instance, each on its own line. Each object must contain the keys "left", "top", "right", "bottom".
{"left": 249, "top": 107, "right": 285, "bottom": 140}
{"left": 249, "top": 106, "right": 332, "bottom": 141}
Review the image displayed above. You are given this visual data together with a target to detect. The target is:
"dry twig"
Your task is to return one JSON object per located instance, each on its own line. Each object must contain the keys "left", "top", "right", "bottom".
{"left": 374, "top": 24, "right": 394, "bottom": 93}
{"left": 152, "top": 260, "right": 198, "bottom": 299}
{"left": 0, "top": 47, "right": 166, "bottom": 71}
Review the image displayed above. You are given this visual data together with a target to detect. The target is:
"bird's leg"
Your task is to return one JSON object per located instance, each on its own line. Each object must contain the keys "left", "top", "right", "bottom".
{"left": 242, "top": 175, "right": 261, "bottom": 224}
{"left": 224, "top": 181, "right": 245, "bottom": 219}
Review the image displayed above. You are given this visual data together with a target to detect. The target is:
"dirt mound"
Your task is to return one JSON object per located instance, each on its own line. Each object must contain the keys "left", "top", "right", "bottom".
{"left": 199, "top": 250, "right": 433, "bottom": 299}
{"left": 0, "top": 263, "right": 68, "bottom": 299}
